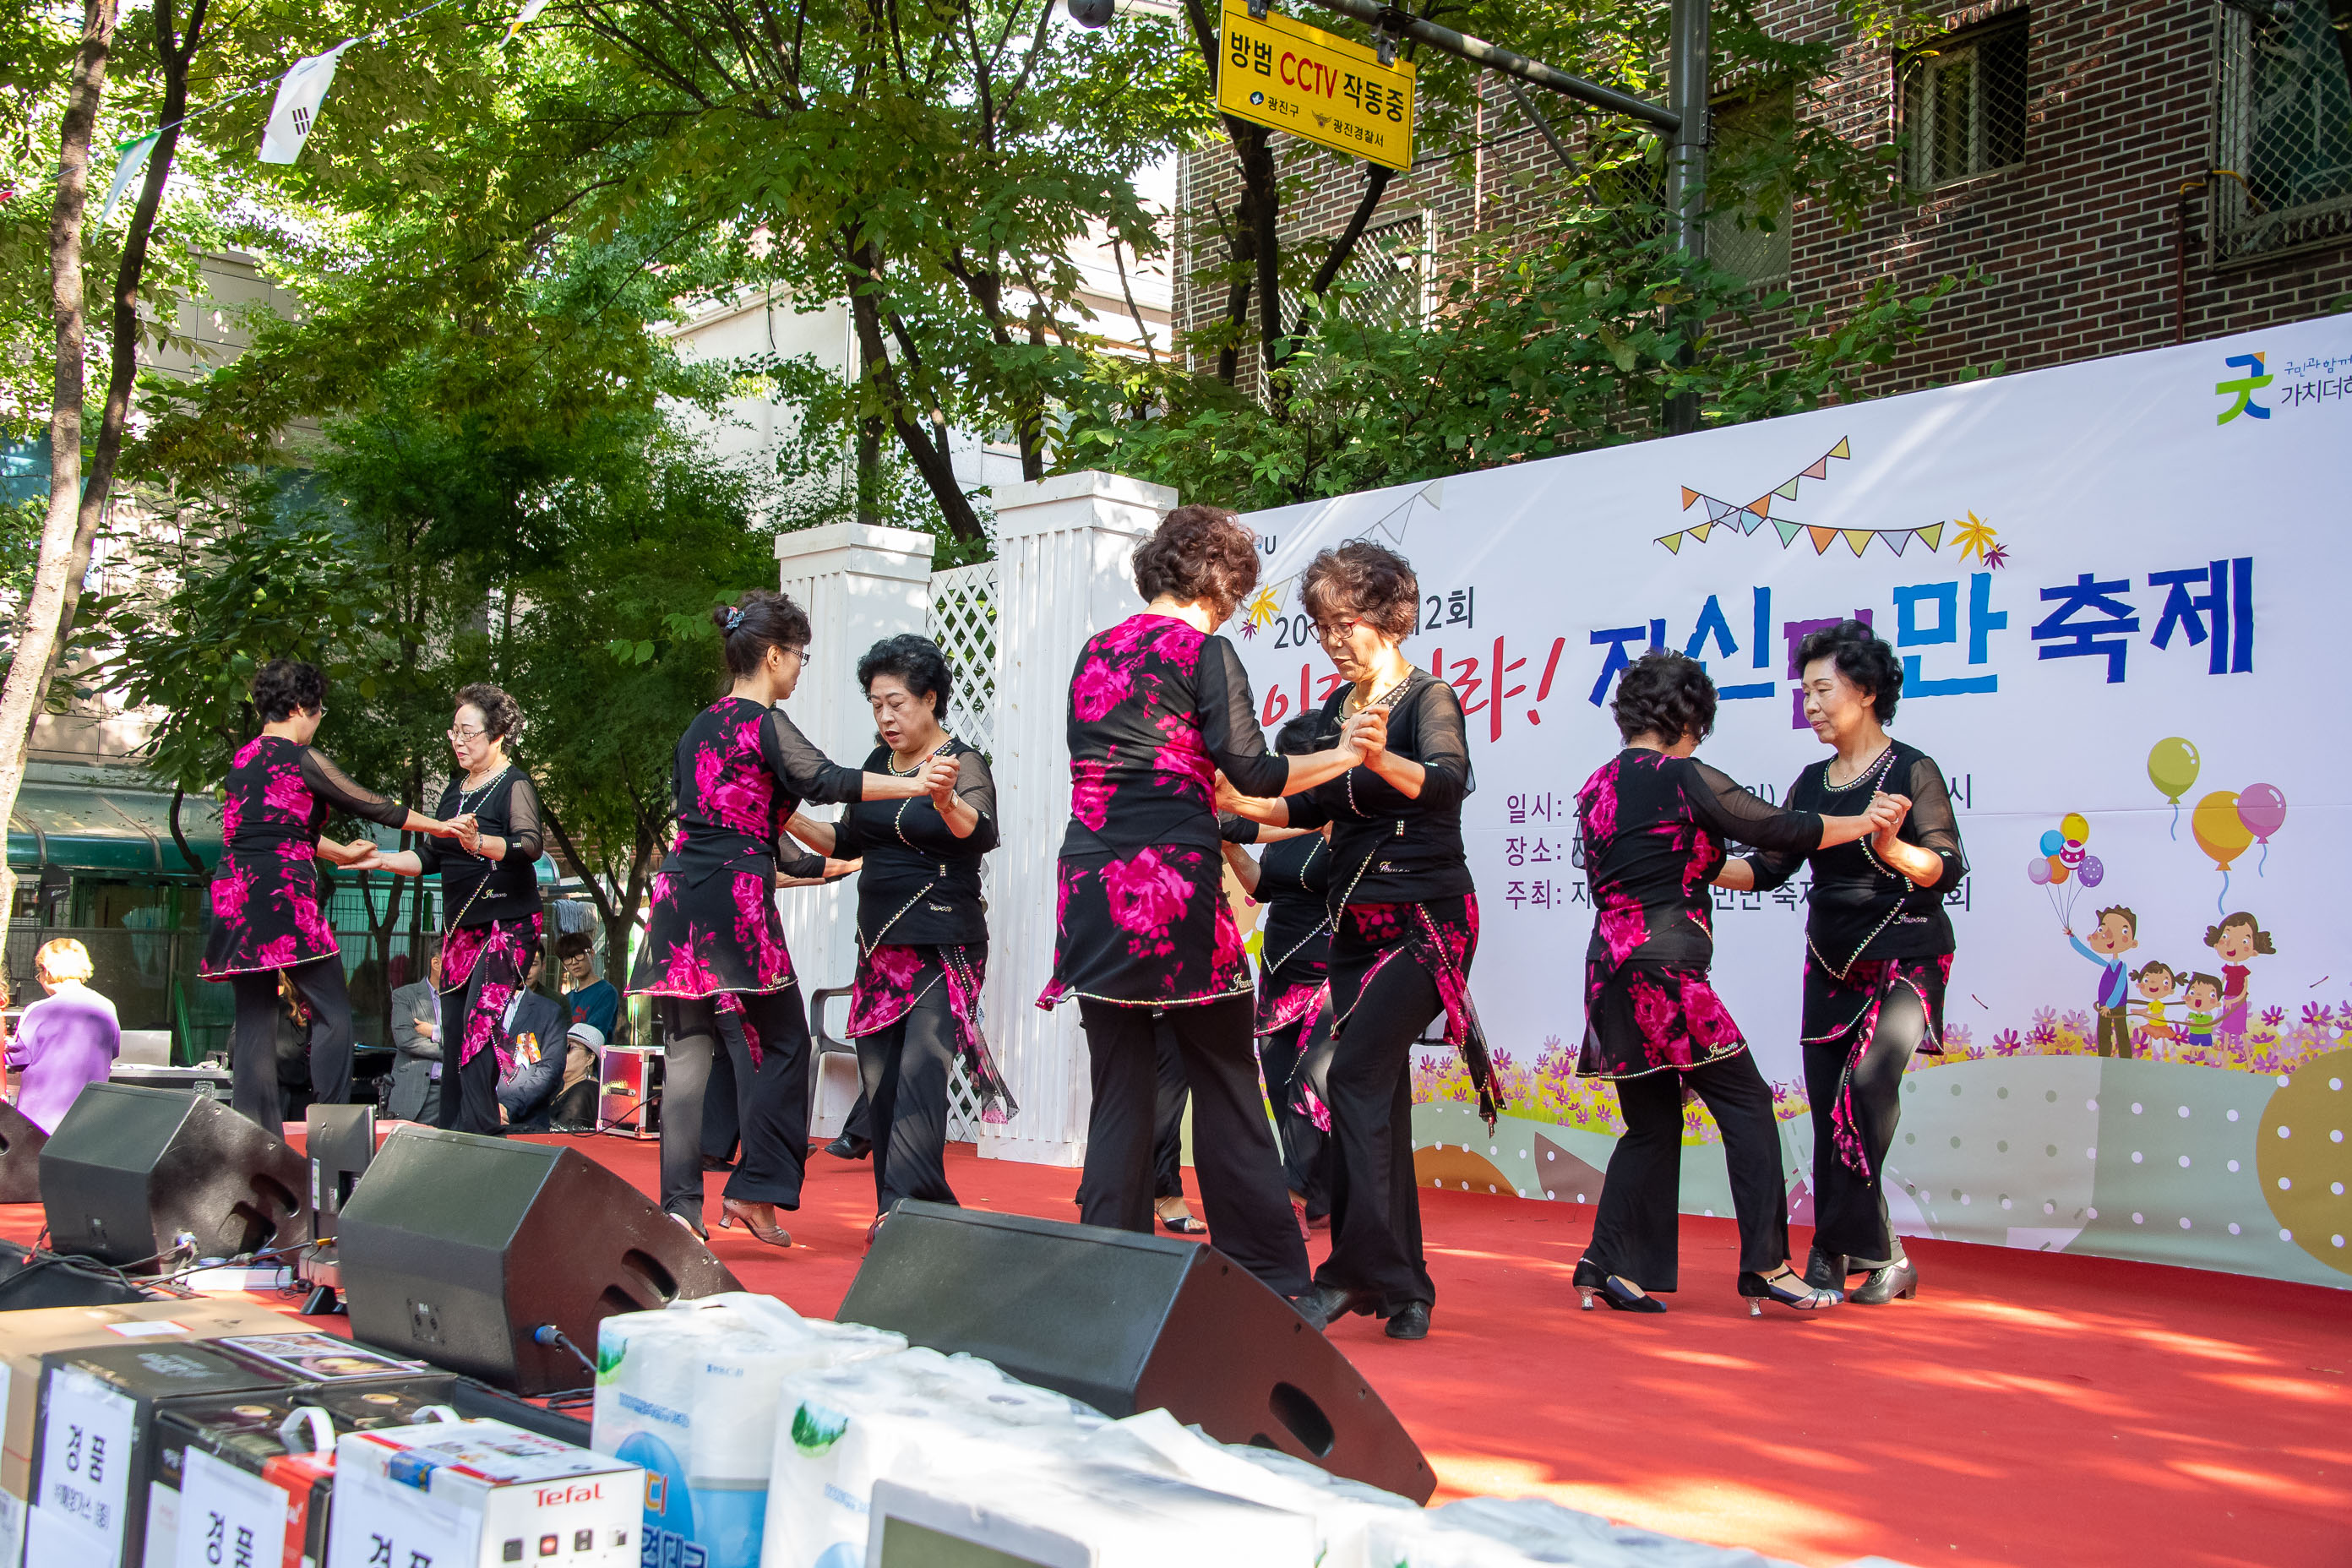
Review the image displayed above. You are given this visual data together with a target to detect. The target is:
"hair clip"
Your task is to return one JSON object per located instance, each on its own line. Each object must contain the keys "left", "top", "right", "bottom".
{"left": 726, "top": 607, "right": 745, "bottom": 632}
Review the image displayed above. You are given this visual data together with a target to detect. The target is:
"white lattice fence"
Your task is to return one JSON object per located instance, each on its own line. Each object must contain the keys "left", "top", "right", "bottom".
{"left": 927, "top": 558, "right": 999, "bottom": 1141}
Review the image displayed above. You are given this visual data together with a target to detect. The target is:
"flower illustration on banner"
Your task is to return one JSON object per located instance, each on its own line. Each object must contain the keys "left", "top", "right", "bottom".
{"left": 1240, "top": 587, "right": 1280, "bottom": 638}
{"left": 1952, "top": 511, "right": 2000, "bottom": 562}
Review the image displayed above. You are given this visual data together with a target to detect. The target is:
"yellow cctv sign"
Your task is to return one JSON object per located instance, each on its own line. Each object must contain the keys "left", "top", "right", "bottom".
{"left": 1216, "top": 0, "right": 1415, "bottom": 172}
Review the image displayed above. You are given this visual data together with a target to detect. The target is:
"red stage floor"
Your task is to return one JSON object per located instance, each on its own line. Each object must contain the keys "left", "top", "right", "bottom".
{"left": 10, "top": 1135, "right": 2349, "bottom": 1568}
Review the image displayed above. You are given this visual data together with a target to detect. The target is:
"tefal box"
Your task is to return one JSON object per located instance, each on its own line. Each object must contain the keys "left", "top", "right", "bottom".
{"left": 26, "top": 1339, "right": 295, "bottom": 1567}
{"left": 148, "top": 1377, "right": 464, "bottom": 1568}
{"left": 0, "top": 1298, "right": 291, "bottom": 1504}
{"left": 328, "top": 1418, "right": 642, "bottom": 1568}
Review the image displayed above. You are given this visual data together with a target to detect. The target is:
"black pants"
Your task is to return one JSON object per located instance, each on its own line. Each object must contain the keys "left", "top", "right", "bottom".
{"left": 230, "top": 961, "right": 351, "bottom": 1137}
{"left": 1076, "top": 996, "right": 1309, "bottom": 1298}
{"left": 658, "top": 991, "right": 810, "bottom": 1226}
{"left": 1151, "top": 1016, "right": 1190, "bottom": 1201}
{"left": 1804, "top": 984, "right": 1925, "bottom": 1268}
{"left": 702, "top": 1015, "right": 741, "bottom": 1160}
{"left": 1310, "top": 959, "right": 1437, "bottom": 1313}
{"left": 855, "top": 984, "right": 960, "bottom": 1215}
{"left": 1260, "top": 1010, "right": 1331, "bottom": 1218}
{"left": 430, "top": 988, "right": 504, "bottom": 1136}
{"left": 1585, "top": 1050, "right": 1788, "bottom": 1291}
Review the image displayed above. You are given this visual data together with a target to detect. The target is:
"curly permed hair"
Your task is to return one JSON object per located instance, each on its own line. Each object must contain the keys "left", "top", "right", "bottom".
{"left": 455, "top": 682, "right": 523, "bottom": 742}
{"left": 252, "top": 659, "right": 328, "bottom": 723}
{"left": 1794, "top": 619, "right": 1903, "bottom": 724}
{"left": 1609, "top": 649, "right": 1718, "bottom": 746}
{"left": 1299, "top": 542, "right": 1418, "bottom": 639}
{"left": 1131, "top": 505, "right": 1260, "bottom": 620}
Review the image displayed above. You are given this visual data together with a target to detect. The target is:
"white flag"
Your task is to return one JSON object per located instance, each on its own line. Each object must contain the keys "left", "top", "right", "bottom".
{"left": 502, "top": 0, "right": 553, "bottom": 44}
{"left": 99, "top": 132, "right": 159, "bottom": 225}
{"left": 259, "top": 41, "right": 353, "bottom": 165}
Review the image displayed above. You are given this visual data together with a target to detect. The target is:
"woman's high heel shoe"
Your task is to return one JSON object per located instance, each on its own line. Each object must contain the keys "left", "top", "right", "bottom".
{"left": 1572, "top": 1258, "right": 1666, "bottom": 1314}
{"left": 718, "top": 1198, "right": 792, "bottom": 1249}
{"left": 1739, "top": 1267, "right": 1840, "bottom": 1315}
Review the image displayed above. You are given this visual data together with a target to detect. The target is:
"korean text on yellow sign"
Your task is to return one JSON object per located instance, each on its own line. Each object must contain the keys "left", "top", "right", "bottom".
{"left": 1216, "top": 0, "right": 1416, "bottom": 172}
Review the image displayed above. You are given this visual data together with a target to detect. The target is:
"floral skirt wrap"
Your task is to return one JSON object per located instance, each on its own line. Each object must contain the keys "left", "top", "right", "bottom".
{"left": 629, "top": 854, "right": 801, "bottom": 1070}
{"left": 846, "top": 942, "right": 1016, "bottom": 1124}
{"left": 200, "top": 849, "right": 340, "bottom": 978}
{"left": 1802, "top": 949, "right": 1952, "bottom": 1177}
{"left": 1330, "top": 895, "right": 1499, "bottom": 1129}
{"left": 1037, "top": 842, "right": 1250, "bottom": 1010}
{"left": 442, "top": 912, "right": 544, "bottom": 1074}
{"left": 1577, "top": 960, "right": 1749, "bottom": 1082}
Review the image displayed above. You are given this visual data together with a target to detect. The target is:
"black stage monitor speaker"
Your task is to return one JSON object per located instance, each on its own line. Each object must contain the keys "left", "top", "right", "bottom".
{"left": 41, "top": 1084, "right": 308, "bottom": 1269}
{"left": 838, "top": 1201, "right": 1435, "bottom": 1503}
{"left": 0, "top": 1098, "right": 46, "bottom": 1203}
{"left": 305, "top": 1102, "right": 376, "bottom": 1239}
{"left": 335, "top": 1125, "right": 743, "bottom": 1395}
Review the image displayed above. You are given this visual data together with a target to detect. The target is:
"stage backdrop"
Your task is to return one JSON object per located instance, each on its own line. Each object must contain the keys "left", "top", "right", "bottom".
{"left": 1228, "top": 318, "right": 2352, "bottom": 1288}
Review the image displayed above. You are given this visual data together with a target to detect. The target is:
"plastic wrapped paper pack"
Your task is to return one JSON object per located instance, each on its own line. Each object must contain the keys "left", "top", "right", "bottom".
{"left": 865, "top": 1456, "right": 1320, "bottom": 1567}
{"left": 1101, "top": 1410, "right": 1418, "bottom": 1568}
{"left": 1370, "top": 1497, "right": 1808, "bottom": 1568}
{"left": 591, "top": 1293, "right": 906, "bottom": 1568}
{"left": 764, "top": 1347, "right": 1117, "bottom": 1568}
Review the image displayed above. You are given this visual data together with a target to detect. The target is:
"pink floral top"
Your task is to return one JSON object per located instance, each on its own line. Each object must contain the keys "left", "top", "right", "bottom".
{"left": 199, "top": 735, "right": 409, "bottom": 977}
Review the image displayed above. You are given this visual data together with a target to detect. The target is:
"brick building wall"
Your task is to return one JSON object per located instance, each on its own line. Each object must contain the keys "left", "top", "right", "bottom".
{"left": 1173, "top": 0, "right": 2352, "bottom": 399}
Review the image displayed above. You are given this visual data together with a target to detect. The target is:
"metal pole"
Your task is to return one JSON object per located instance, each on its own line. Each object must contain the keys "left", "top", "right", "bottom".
{"left": 1286, "top": 0, "right": 1679, "bottom": 130}
{"left": 1663, "top": 0, "right": 1709, "bottom": 436}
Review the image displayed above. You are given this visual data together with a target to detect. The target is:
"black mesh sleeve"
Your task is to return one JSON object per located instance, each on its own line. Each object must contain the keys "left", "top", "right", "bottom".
{"left": 1218, "top": 814, "right": 1260, "bottom": 845}
{"left": 761, "top": 709, "right": 868, "bottom": 805}
{"left": 952, "top": 749, "right": 999, "bottom": 854}
{"left": 1195, "top": 638, "right": 1291, "bottom": 797}
{"left": 828, "top": 808, "right": 863, "bottom": 861}
{"left": 1401, "top": 678, "right": 1472, "bottom": 810}
{"left": 1899, "top": 754, "right": 1967, "bottom": 890}
{"left": 300, "top": 749, "right": 410, "bottom": 828}
{"left": 1684, "top": 760, "right": 1825, "bottom": 854}
{"left": 779, "top": 849, "right": 828, "bottom": 879}
{"left": 504, "top": 775, "right": 546, "bottom": 865}
{"left": 1744, "top": 765, "right": 1814, "bottom": 891}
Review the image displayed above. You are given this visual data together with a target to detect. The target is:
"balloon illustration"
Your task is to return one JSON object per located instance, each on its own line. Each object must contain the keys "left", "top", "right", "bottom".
{"left": 2039, "top": 829, "right": 2066, "bottom": 857}
{"left": 2192, "top": 788, "right": 2254, "bottom": 914}
{"left": 2047, "top": 858, "right": 2071, "bottom": 885}
{"left": 2027, "top": 856, "right": 2052, "bottom": 886}
{"left": 2058, "top": 846, "right": 2085, "bottom": 868}
{"left": 2148, "top": 737, "right": 2200, "bottom": 838}
{"left": 2079, "top": 854, "right": 2104, "bottom": 888}
{"left": 2061, "top": 812, "right": 2090, "bottom": 844}
{"left": 2236, "top": 782, "right": 2287, "bottom": 876}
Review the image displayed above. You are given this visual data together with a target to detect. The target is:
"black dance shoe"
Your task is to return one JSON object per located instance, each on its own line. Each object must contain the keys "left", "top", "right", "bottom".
{"left": 1804, "top": 1245, "right": 1845, "bottom": 1292}
{"left": 825, "top": 1134, "right": 871, "bottom": 1161}
{"left": 1738, "top": 1267, "right": 1841, "bottom": 1315}
{"left": 1847, "top": 1257, "right": 1919, "bottom": 1304}
{"left": 1385, "top": 1302, "right": 1430, "bottom": 1340}
{"left": 1572, "top": 1257, "right": 1666, "bottom": 1314}
{"left": 1288, "top": 1293, "right": 1331, "bottom": 1332}
{"left": 1309, "top": 1282, "right": 1380, "bottom": 1323}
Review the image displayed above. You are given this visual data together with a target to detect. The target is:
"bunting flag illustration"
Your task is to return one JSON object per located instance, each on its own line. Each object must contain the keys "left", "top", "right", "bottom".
{"left": 99, "top": 132, "right": 160, "bottom": 225}
{"left": 1242, "top": 476, "right": 1446, "bottom": 630}
{"left": 259, "top": 41, "right": 353, "bottom": 165}
{"left": 1652, "top": 438, "right": 1999, "bottom": 562}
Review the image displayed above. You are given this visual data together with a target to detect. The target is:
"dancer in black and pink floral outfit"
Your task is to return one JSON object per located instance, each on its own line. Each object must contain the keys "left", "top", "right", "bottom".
{"left": 201, "top": 660, "right": 455, "bottom": 1135}
{"left": 1223, "top": 542, "right": 1487, "bottom": 1343}
{"left": 787, "top": 634, "right": 1010, "bottom": 1233}
{"left": 1572, "top": 651, "right": 1892, "bottom": 1317}
{"left": 1040, "top": 505, "right": 1369, "bottom": 1315}
{"left": 358, "top": 683, "right": 546, "bottom": 1136}
{"left": 630, "top": 591, "right": 951, "bottom": 1245}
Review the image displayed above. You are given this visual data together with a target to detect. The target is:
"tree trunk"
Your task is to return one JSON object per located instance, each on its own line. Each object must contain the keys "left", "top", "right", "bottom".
{"left": 166, "top": 782, "right": 204, "bottom": 874}
{"left": 0, "top": 0, "right": 122, "bottom": 919}
{"left": 36, "top": 0, "right": 209, "bottom": 712}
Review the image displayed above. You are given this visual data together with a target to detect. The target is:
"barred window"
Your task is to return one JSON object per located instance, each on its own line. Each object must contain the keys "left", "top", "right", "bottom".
{"left": 1899, "top": 17, "right": 2029, "bottom": 187}
{"left": 1283, "top": 212, "right": 1429, "bottom": 337}
{"left": 1707, "top": 90, "right": 1796, "bottom": 289}
{"left": 2216, "top": 0, "right": 2352, "bottom": 259}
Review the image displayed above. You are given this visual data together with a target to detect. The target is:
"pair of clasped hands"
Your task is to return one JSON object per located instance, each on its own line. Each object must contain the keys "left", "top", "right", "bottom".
{"left": 318, "top": 813, "right": 478, "bottom": 873}
{"left": 1212, "top": 704, "right": 1391, "bottom": 817}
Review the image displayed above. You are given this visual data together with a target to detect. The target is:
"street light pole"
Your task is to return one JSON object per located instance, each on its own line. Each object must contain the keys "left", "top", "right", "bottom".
{"left": 1663, "top": 0, "right": 1711, "bottom": 436}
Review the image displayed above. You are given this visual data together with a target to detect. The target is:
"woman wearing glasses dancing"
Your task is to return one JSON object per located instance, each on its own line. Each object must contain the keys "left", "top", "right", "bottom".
{"left": 357, "top": 683, "right": 547, "bottom": 1135}
{"left": 1220, "top": 542, "right": 1491, "bottom": 1342}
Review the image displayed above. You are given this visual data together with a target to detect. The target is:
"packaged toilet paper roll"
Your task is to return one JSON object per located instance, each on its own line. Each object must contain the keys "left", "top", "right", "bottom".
{"left": 1369, "top": 1497, "right": 1802, "bottom": 1568}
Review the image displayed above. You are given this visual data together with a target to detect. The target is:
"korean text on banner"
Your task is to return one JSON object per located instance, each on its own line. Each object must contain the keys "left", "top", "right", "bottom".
{"left": 1216, "top": 0, "right": 1414, "bottom": 171}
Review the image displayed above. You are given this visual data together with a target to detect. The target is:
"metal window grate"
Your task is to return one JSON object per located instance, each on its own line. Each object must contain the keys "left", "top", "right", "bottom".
{"left": 923, "top": 558, "right": 998, "bottom": 1141}
{"left": 1707, "top": 90, "right": 1795, "bottom": 288}
{"left": 1281, "top": 212, "right": 1430, "bottom": 343}
{"left": 1901, "top": 18, "right": 2029, "bottom": 187}
{"left": 2216, "top": 0, "right": 2352, "bottom": 259}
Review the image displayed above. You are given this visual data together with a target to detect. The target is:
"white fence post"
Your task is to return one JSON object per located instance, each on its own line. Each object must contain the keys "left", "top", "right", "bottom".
{"left": 774, "top": 523, "right": 938, "bottom": 1006}
{"left": 981, "top": 471, "right": 1178, "bottom": 1167}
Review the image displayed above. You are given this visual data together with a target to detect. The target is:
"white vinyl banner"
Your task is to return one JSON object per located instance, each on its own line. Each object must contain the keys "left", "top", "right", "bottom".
{"left": 1229, "top": 319, "right": 2352, "bottom": 1288}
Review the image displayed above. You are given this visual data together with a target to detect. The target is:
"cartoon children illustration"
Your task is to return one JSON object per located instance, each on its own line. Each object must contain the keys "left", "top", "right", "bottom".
{"left": 2065, "top": 906, "right": 2138, "bottom": 1059}
{"left": 2130, "top": 960, "right": 2181, "bottom": 1054}
{"left": 2202, "top": 912, "right": 2274, "bottom": 1043}
{"left": 2180, "top": 972, "right": 2224, "bottom": 1054}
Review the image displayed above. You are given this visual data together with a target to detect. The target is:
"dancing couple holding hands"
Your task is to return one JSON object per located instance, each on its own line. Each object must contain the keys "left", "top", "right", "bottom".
{"left": 1573, "top": 622, "right": 1966, "bottom": 1315}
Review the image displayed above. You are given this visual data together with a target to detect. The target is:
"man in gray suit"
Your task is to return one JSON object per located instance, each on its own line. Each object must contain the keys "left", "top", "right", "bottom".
{"left": 387, "top": 948, "right": 442, "bottom": 1124}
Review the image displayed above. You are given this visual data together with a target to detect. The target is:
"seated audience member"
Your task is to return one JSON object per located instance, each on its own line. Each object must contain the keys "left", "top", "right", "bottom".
{"left": 4, "top": 939, "right": 119, "bottom": 1132}
{"left": 551, "top": 1021, "right": 603, "bottom": 1131}
{"left": 496, "top": 952, "right": 568, "bottom": 1132}
{"left": 558, "top": 933, "right": 620, "bottom": 1041}
{"left": 388, "top": 946, "right": 443, "bottom": 1123}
